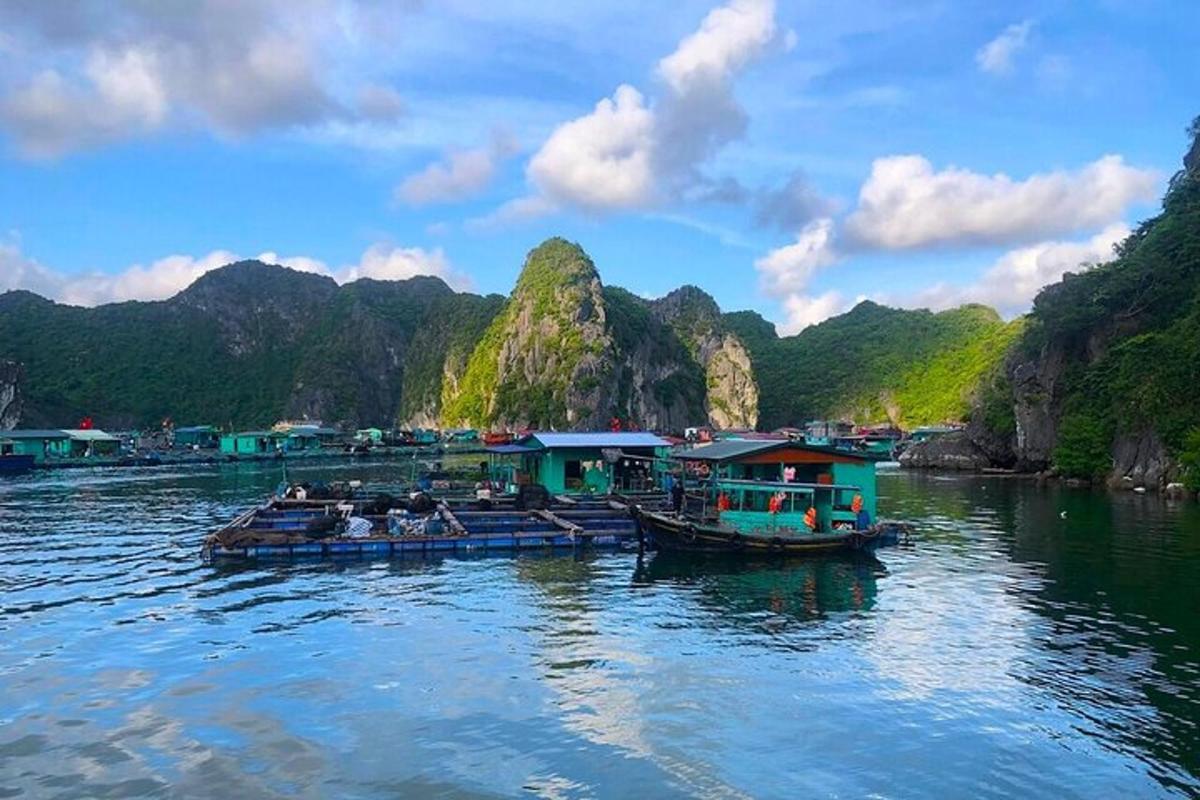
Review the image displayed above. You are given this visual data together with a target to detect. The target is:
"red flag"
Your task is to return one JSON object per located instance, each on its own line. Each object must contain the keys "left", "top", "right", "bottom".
{"left": 78, "top": 416, "right": 93, "bottom": 430}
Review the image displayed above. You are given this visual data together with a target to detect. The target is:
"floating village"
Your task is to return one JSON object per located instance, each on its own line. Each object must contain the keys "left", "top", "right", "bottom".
{"left": 1, "top": 417, "right": 933, "bottom": 562}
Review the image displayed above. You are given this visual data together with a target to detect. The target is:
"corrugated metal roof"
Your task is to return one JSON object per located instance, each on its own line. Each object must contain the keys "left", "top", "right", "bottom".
{"left": 523, "top": 432, "right": 670, "bottom": 449}
{"left": 485, "top": 444, "right": 536, "bottom": 455}
{"left": 175, "top": 425, "right": 216, "bottom": 433}
{"left": 679, "top": 439, "right": 782, "bottom": 461}
{"left": 678, "top": 439, "right": 868, "bottom": 463}
{"left": 2, "top": 429, "right": 71, "bottom": 439}
{"left": 62, "top": 429, "right": 119, "bottom": 441}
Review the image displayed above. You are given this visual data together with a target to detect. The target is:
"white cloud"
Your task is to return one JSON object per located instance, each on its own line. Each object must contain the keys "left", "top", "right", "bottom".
{"left": 464, "top": 195, "right": 559, "bottom": 231}
{"left": 521, "top": 0, "right": 778, "bottom": 214}
{"left": 894, "top": 224, "right": 1127, "bottom": 316}
{"left": 657, "top": 0, "right": 777, "bottom": 93}
{"left": 2, "top": 47, "right": 169, "bottom": 158}
{"left": 778, "top": 291, "right": 853, "bottom": 334}
{"left": 342, "top": 243, "right": 464, "bottom": 286}
{"left": 396, "top": 131, "right": 520, "bottom": 206}
{"left": 0, "top": 241, "right": 470, "bottom": 307}
{"left": 754, "top": 217, "right": 849, "bottom": 333}
{"left": 754, "top": 218, "right": 839, "bottom": 293}
{"left": 976, "top": 20, "right": 1034, "bottom": 76}
{"left": 355, "top": 83, "right": 405, "bottom": 123}
{"left": 528, "top": 85, "right": 658, "bottom": 209}
{"left": 0, "top": 2, "right": 412, "bottom": 158}
{"left": 844, "top": 154, "right": 1158, "bottom": 250}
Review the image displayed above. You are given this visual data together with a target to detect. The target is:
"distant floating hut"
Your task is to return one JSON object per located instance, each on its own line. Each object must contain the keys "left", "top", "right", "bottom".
{"left": 61, "top": 429, "right": 120, "bottom": 458}
{"left": 174, "top": 425, "right": 220, "bottom": 449}
{"left": 356, "top": 427, "right": 384, "bottom": 444}
{"left": 220, "top": 431, "right": 280, "bottom": 455}
{"left": 2, "top": 430, "right": 72, "bottom": 462}
{"left": 487, "top": 432, "right": 672, "bottom": 495}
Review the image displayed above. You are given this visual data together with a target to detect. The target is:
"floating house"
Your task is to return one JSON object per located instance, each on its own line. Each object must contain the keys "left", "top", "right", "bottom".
{"left": 62, "top": 429, "right": 120, "bottom": 458}
{"left": 2, "top": 430, "right": 72, "bottom": 462}
{"left": 2, "top": 429, "right": 119, "bottom": 460}
{"left": 412, "top": 429, "right": 439, "bottom": 445}
{"left": 804, "top": 420, "right": 856, "bottom": 446}
{"left": 220, "top": 431, "right": 281, "bottom": 455}
{"left": 356, "top": 427, "right": 384, "bottom": 444}
{"left": 174, "top": 425, "right": 220, "bottom": 449}
{"left": 909, "top": 425, "right": 960, "bottom": 443}
{"left": 488, "top": 432, "right": 672, "bottom": 495}
{"left": 679, "top": 438, "right": 877, "bottom": 528}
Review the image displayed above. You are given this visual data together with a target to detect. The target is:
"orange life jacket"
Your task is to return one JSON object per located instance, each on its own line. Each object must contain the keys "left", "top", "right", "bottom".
{"left": 804, "top": 507, "right": 817, "bottom": 529}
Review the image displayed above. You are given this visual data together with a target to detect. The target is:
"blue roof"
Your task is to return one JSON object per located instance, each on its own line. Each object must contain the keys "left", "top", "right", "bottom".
{"left": 677, "top": 439, "right": 869, "bottom": 463}
{"left": 522, "top": 432, "right": 670, "bottom": 449}
{"left": 485, "top": 444, "right": 536, "bottom": 455}
{"left": 3, "top": 429, "right": 70, "bottom": 440}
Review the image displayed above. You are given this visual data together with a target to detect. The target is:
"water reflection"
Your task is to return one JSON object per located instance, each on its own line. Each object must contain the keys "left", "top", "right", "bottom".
{"left": 0, "top": 465, "right": 1197, "bottom": 797}
{"left": 634, "top": 551, "right": 885, "bottom": 623}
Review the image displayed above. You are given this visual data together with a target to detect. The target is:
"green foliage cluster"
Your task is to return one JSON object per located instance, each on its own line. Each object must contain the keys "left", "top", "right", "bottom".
{"left": 724, "top": 301, "right": 1020, "bottom": 429}
{"left": 0, "top": 262, "right": 504, "bottom": 430}
{"left": 442, "top": 238, "right": 610, "bottom": 428}
{"left": 1053, "top": 413, "right": 1112, "bottom": 480}
{"left": 1179, "top": 427, "right": 1200, "bottom": 492}
{"left": 1016, "top": 138, "right": 1200, "bottom": 473}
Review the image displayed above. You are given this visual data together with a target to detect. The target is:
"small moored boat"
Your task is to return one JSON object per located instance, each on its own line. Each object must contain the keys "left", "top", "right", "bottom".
{"left": 639, "top": 438, "right": 909, "bottom": 555}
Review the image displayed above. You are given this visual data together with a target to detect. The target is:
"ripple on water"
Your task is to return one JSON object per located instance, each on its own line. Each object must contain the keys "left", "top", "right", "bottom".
{"left": 0, "top": 466, "right": 1197, "bottom": 798}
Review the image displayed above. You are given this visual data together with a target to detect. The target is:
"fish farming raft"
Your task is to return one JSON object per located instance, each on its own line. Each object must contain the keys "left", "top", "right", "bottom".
{"left": 201, "top": 492, "right": 665, "bottom": 561}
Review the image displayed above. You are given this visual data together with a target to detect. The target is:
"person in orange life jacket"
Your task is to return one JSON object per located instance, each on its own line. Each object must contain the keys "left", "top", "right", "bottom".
{"left": 851, "top": 493, "right": 871, "bottom": 530}
{"left": 717, "top": 493, "right": 731, "bottom": 512}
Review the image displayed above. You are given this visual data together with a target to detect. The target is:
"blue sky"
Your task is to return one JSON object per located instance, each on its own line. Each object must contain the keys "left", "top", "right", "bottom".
{"left": 0, "top": 0, "right": 1195, "bottom": 331}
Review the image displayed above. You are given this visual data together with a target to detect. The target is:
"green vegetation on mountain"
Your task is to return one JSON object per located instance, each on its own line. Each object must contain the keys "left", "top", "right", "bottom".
{"left": 442, "top": 238, "right": 612, "bottom": 428}
{"left": 988, "top": 116, "right": 1200, "bottom": 480}
{"left": 0, "top": 238, "right": 1033, "bottom": 438}
{"left": 725, "top": 301, "right": 1021, "bottom": 429}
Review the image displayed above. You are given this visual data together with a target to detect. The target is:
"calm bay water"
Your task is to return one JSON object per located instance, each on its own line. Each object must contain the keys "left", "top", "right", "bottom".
{"left": 1, "top": 462, "right": 1198, "bottom": 798}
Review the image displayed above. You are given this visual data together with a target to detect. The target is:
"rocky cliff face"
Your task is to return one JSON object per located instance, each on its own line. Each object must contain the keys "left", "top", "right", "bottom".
{"left": 650, "top": 286, "right": 758, "bottom": 429}
{"left": 0, "top": 360, "right": 22, "bottom": 430}
{"left": 1006, "top": 341, "right": 1067, "bottom": 470}
{"left": 442, "top": 238, "right": 618, "bottom": 429}
{"left": 441, "top": 239, "right": 711, "bottom": 430}
{"left": 970, "top": 118, "right": 1200, "bottom": 486}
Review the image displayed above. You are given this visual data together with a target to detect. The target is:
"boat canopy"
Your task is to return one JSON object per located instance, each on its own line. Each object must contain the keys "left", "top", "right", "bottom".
{"left": 675, "top": 438, "right": 869, "bottom": 464}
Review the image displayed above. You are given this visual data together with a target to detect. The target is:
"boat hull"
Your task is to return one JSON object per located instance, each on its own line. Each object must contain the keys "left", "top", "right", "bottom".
{"left": 638, "top": 509, "right": 900, "bottom": 555}
{"left": 0, "top": 454, "right": 35, "bottom": 474}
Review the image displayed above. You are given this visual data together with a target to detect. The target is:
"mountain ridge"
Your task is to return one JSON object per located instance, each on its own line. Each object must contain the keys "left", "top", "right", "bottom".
{"left": 0, "top": 246, "right": 1011, "bottom": 432}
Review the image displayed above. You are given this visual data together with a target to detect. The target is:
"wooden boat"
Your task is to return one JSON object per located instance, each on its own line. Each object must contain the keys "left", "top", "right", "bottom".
{"left": 637, "top": 505, "right": 905, "bottom": 554}
{"left": 201, "top": 492, "right": 669, "bottom": 561}
{"left": 640, "top": 439, "right": 909, "bottom": 556}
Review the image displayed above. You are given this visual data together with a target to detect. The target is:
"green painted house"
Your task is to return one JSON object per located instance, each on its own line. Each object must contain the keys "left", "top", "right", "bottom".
{"left": 678, "top": 439, "right": 878, "bottom": 533}
{"left": 356, "top": 427, "right": 384, "bottom": 444}
{"left": 2, "top": 429, "right": 119, "bottom": 461}
{"left": 174, "top": 425, "right": 220, "bottom": 449}
{"left": 493, "top": 432, "right": 672, "bottom": 495}
{"left": 62, "top": 429, "right": 120, "bottom": 457}
{"left": 220, "top": 431, "right": 281, "bottom": 455}
{"left": 3, "top": 430, "right": 72, "bottom": 462}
